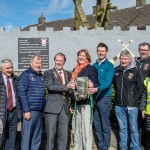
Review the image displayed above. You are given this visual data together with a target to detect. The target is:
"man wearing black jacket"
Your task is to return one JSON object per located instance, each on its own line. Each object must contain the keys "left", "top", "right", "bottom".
{"left": 0, "top": 59, "right": 22, "bottom": 150}
{"left": 135, "top": 42, "right": 150, "bottom": 81}
{"left": 113, "top": 50, "right": 142, "bottom": 150}
{"left": 135, "top": 42, "right": 150, "bottom": 149}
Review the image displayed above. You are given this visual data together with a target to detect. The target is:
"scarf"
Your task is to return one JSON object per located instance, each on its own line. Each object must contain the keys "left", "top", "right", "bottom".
{"left": 72, "top": 62, "right": 89, "bottom": 80}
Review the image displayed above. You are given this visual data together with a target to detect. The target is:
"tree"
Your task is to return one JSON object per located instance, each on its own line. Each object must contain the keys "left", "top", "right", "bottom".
{"left": 73, "top": 0, "right": 89, "bottom": 30}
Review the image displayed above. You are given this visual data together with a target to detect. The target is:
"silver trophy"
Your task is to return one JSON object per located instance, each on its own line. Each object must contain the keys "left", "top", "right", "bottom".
{"left": 74, "top": 77, "right": 89, "bottom": 101}
{"left": 0, "top": 118, "right": 3, "bottom": 135}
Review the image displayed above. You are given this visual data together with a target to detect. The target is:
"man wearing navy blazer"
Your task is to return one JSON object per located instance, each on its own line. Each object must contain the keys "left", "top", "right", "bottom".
{"left": 44, "top": 53, "right": 74, "bottom": 150}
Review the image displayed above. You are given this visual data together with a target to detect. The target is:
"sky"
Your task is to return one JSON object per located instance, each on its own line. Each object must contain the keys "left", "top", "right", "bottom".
{"left": 0, "top": 0, "right": 150, "bottom": 29}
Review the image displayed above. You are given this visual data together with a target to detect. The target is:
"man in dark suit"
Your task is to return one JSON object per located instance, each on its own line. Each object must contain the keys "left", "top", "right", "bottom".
{"left": 0, "top": 59, "right": 22, "bottom": 150}
{"left": 44, "top": 52, "right": 75, "bottom": 150}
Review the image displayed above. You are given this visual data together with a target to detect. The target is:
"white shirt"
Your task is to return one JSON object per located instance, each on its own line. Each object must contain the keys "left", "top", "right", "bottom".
{"left": 56, "top": 69, "right": 65, "bottom": 84}
{"left": 2, "top": 73, "right": 16, "bottom": 107}
{"left": 98, "top": 58, "right": 106, "bottom": 66}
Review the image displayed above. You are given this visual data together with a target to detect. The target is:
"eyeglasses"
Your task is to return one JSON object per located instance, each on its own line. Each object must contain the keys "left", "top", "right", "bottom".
{"left": 139, "top": 49, "right": 149, "bottom": 52}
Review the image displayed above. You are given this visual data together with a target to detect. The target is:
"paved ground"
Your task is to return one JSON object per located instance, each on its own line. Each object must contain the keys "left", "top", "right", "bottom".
{"left": 16, "top": 122, "right": 119, "bottom": 150}
{"left": 16, "top": 120, "right": 147, "bottom": 150}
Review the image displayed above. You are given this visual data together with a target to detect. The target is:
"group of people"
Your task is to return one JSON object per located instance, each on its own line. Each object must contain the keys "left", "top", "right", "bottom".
{"left": 0, "top": 42, "right": 150, "bottom": 150}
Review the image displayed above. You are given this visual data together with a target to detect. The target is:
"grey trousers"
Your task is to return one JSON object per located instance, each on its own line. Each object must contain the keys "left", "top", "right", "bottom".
{"left": 45, "top": 106, "right": 69, "bottom": 150}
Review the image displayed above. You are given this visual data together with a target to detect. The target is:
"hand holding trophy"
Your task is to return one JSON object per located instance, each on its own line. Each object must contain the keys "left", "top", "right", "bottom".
{"left": 88, "top": 79, "right": 98, "bottom": 94}
{"left": 67, "top": 80, "right": 76, "bottom": 89}
{"left": 88, "top": 79, "right": 94, "bottom": 88}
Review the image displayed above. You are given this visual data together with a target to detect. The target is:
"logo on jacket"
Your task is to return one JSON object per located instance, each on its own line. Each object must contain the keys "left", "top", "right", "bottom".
{"left": 128, "top": 73, "right": 134, "bottom": 79}
{"left": 143, "top": 64, "right": 149, "bottom": 70}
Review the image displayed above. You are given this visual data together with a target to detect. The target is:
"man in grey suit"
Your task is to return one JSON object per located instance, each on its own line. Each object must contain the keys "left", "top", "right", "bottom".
{"left": 44, "top": 52, "right": 75, "bottom": 150}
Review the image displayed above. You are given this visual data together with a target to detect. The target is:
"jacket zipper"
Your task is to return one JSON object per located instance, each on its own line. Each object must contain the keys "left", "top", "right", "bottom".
{"left": 38, "top": 75, "right": 42, "bottom": 109}
{"left": 140, "top": 61, "right": 143, "bottom": 68}
{"left": 121, "top": 71, "right": 124, "bottom": 105}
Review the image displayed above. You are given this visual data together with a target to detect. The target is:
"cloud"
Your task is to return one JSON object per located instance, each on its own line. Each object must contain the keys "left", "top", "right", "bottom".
{"left": 60, "top": 0, "right": 72, "bottom": 10}
{"left": 30, "top": 0, "right": 73, "bottom": 16}
{"left": 46, "top": 0, "right": 73, "bottom": 14}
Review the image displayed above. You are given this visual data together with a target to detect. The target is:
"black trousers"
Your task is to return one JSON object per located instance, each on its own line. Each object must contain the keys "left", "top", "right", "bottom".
{"left": 4, "top": 109, "right": 18, "bottom": 150}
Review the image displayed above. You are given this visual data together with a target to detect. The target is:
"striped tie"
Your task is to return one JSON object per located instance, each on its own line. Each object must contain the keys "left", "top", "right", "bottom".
{"left": 7, "top": 77, "right": 13, "bottom": 111}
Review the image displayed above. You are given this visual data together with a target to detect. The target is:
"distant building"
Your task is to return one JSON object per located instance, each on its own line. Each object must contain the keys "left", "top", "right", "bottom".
{"left": 22, "top": 0, "right": 150, "bottom": 31}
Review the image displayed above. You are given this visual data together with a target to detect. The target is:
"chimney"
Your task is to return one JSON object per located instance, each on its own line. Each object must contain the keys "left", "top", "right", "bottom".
{"left": 93, "top": 6, "right": 96, "bottom": 14}
{"left": 38, "top": 13, "right": 46, "bottom": 24}
{"left": 136, "top": 0, "right": 146, "bottom": 7}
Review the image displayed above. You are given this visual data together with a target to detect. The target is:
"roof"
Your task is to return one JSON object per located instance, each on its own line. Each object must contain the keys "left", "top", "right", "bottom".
{"left": 22, "top": 4, "right": 150, "bottom": 31}
{"left": 110, "top": 4, "right": 150, "bottom": 30}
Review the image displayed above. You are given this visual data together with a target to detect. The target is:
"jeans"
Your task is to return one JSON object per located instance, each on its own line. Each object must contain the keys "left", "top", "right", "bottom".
{"left": 94, "top": 96, "right": 111, "bottom": 150}
{"left": 115, "top": 106, "right": 139, "bottom": 150}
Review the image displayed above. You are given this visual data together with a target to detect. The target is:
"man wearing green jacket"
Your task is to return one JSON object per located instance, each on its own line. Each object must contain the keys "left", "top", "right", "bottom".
{"left": 90, "top": 42, "right": 114, "bottom": 150}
